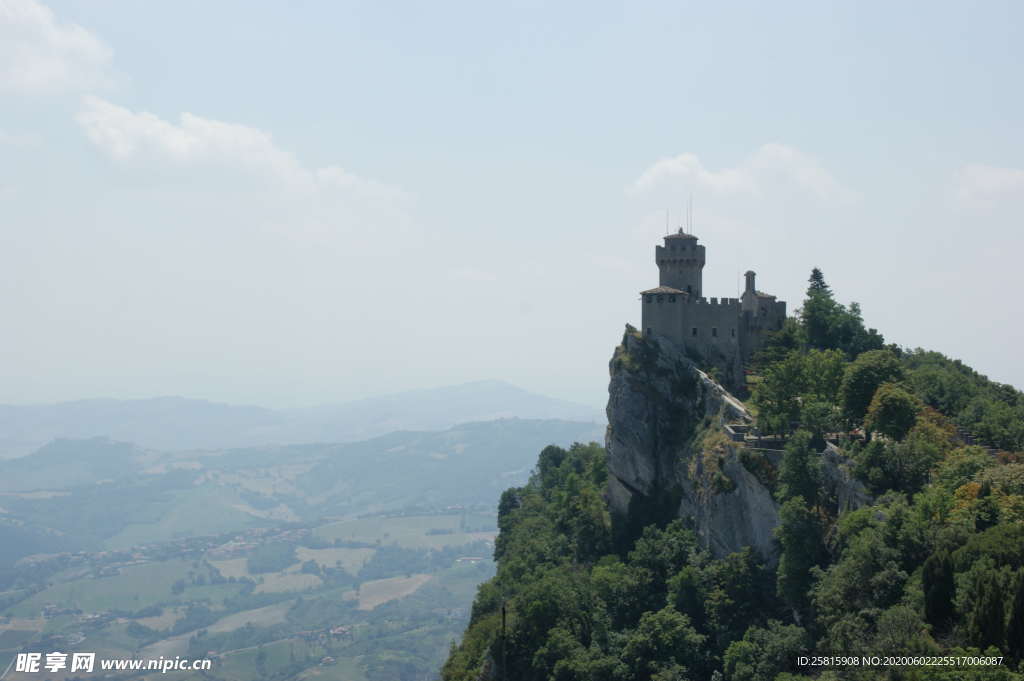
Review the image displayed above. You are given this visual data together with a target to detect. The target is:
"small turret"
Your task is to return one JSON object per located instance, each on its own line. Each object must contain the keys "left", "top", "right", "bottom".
{"left": 741, "top": 270, "right": 758, "bottom": 313}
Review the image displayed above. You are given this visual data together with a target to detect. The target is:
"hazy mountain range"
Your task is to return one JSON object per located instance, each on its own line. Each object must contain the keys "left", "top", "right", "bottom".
{"left": 0, "top": 380, "right": 604, "bottom": 459}
{"left": 0, "top": 417, "right": 604, "bottom": 565}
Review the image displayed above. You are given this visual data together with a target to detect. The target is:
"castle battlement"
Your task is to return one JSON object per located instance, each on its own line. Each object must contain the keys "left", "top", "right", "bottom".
{"left": 639, "top": 230, "right": 786, "bottom": 389}
{"left": 697, "top": 297, "right": 740, "bottom": 307}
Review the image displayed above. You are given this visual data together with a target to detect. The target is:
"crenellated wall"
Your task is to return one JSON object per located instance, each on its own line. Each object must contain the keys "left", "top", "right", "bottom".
{"left": 639, "top": 234, "right": 786, "bottom": 391}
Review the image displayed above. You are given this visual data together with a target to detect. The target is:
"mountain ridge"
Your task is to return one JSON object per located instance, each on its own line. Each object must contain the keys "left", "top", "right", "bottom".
{"left": 0, "top": 380, "right": 604, "bottom": 458}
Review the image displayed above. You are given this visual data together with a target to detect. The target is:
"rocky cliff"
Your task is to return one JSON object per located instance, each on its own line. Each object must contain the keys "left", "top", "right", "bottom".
{"left": 605, "top": 326, "right": 868, "bottom": 561}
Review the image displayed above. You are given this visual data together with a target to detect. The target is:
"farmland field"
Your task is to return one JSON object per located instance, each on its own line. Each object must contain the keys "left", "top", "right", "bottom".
{"left": 6, "top": 560, "right": 194, "bottom": 617}
{"left": 295, "top": 547, "right": 375, "bottom": 575}
{"left": 314, "top": 514, "right": 495, "bottom": 549}
{"left": 356, "top": 574, "right": 433, "bottom": 610}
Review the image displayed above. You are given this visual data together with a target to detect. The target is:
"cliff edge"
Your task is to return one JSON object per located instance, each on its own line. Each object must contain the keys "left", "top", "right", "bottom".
{"left": 605, "top": 326, "right": 868, "bottom": 561}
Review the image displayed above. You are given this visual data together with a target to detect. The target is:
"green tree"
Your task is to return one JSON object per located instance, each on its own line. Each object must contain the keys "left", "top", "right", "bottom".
{"left": 801, "top": 268, "right": 840, "bottom": 350}
{"left": 923, "top": 549, "right": 955, "bottom": 630}
{"left": 799, "top": 269, "right": 884, "bottom": 356}
{"left": 811, "top": 520, "right": 909, "bottom": 653}
{"left": 777, "top": 430, "right": 821, "bottom": 505}
{"left": 963, "top": 563, "right": 1007, "bottom": 650}
{"left": 666, "top": 564, "right": 706, "bottom": 631}
{"left": 802, "top": 348, "right": 847, "bottom": 403}
{"left": 752, "top": 351, "right": 806, "bottom": 436}
{"left": 537, "top": 444, "right": 569, "bottom": 491}
{"left": 1006, "top": 570, "right": 1024, "bottom": 663}
{"left": 799, "top": 400, "right": 838, "bottom": 450}
{"left": 751, "top": 317, "right": 805, "bottom": 370}
{"left": 723, "top": 620, "right": 807, "bottom": 681}
{"left": 775, "top": 496, "right": 822, "bottom": 619}
{"left": 865, "top": 382, "right": 920, "bottom": 440}
{"left": 626, "top": 520, "right": 698, "bottom": 614}
{"left": 702, "top": 548, "right": 775, "bottom": 651}
{"left": 832, "top": 301, "right": 885, "bottom": 357}
{"left": 560, "top": 482, "right": 612, "bottom": 563}
{"left": 620, "top": 606, "right": 706, "bottom": 681}
{"left": 839, "top": 349, "right": 904, "bottom": 426}
{"left": 871, "top": 605, "right": 935, "bottom": 656}
{"left": 954, "top": 554, "right": 1015, "bottom": 650}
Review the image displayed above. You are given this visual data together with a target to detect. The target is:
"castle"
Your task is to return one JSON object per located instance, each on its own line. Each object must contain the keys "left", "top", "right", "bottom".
{"left": 640, "top": 230, "right": 786, "bottom": 389}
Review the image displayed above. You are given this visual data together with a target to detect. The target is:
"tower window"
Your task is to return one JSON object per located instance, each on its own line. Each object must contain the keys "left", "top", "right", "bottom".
{"left": 731, "top": 328, "right": 736, "bottom": 338}
{"left": 646, "top": 296, "right": 652, "bottom": 303}
{"left": 692, "top": 327, "right": 698, "bottom": 336}
{"left": 657, "top": 295, "right": 664, "bottom": 303}
{"left": 646, "top": 328, "right": 652, "bottom": 336}
{"left": 712, "top": 327, "right": 718, "bottom": 337}
{"left": 669, "top": 296, "right": 676, "bottom": 303}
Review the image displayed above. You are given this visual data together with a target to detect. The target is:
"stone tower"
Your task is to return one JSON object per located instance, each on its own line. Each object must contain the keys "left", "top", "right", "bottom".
{"left": 656, "top": 230, "right": 705, "bottom": 298}
{"left": 641, "top": 232, "right": 785, "bottom": 392}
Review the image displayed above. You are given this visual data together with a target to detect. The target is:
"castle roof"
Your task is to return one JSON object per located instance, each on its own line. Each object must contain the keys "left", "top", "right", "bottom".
{"left": 664, "top": 230, "right": 698, "bottom": 240}
{"left": 640, "top": 286, "right": 687, "bottom": 295}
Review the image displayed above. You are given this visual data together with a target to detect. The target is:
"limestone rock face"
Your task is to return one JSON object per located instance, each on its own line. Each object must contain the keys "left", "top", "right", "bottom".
{"left": 606, "top": 329, "right": 747, "bottom": 492}
{"left": 604, "top": 326, "right": 867, "bottom": 562}
{"left": 820, "top": 443, "right": 873, "bottom": 512}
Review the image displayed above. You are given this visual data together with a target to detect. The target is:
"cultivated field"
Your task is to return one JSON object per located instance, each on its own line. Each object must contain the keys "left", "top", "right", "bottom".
{"left": 356, "top": 574, "right": 433, "bottom": 610}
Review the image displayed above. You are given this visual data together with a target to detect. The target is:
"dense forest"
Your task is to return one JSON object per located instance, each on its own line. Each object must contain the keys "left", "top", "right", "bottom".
{"left": 442, "top": 269, "right": 1024, "bottom": 681}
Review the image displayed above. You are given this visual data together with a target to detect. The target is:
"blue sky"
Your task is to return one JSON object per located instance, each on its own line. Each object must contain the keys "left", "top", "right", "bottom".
{"left": 2, "top": 0, "right": 1022, "bottom": 408}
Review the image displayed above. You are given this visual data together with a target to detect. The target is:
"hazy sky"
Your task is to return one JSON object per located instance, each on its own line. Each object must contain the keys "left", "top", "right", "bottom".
{"left": 2, "top": 0, "right": 1022, "bottom": 409}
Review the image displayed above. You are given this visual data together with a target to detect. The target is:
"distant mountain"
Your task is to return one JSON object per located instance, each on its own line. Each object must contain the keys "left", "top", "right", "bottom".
{"left": 0, "top": 418, "right": 605, "bottom": 564}
{"left": 0, "top": 380, "right": 604, "bottom": 458}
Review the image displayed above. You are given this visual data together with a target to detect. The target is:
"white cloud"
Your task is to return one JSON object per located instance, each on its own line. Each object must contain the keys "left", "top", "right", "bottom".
{"left": 0, "top": 0, "right": 112, "bottom": 94}
{"left": 629, "top": 143, "right": 848, "bottom": 200}
{"left": 76, "top": 96, "right": 402, "bottom": 200}
{"left": 955, "top": 163, "right": 1024, "bottom": 206}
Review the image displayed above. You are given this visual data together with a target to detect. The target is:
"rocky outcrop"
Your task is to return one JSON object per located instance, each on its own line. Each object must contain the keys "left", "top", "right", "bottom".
{"left": 820, "top": 443, "right": 872, "bottom": 513}
{"left": 605, "top": 326, "right": 868, "bottom": 562}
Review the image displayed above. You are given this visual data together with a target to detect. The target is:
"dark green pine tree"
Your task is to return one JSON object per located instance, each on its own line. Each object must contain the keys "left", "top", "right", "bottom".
{"left": 808, "top": 267, "right": 831, "bottom": 293}
{"left": 800, "top": 267, "right": 885, "bottom": 357}
{"left": 968, "top": 569, "right": 1006, "bottom": 650}
{"left": 775, "top": 496, "right": 822, "bottom": 621}
{"left": 1007, "top": 571, "right": 1024, "bottom": 663}
{"left": 922, "top": 550, "right": 955, "bottom": 631}
{"left": 801, "top": 269, "right": 839, "bottom": 350}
